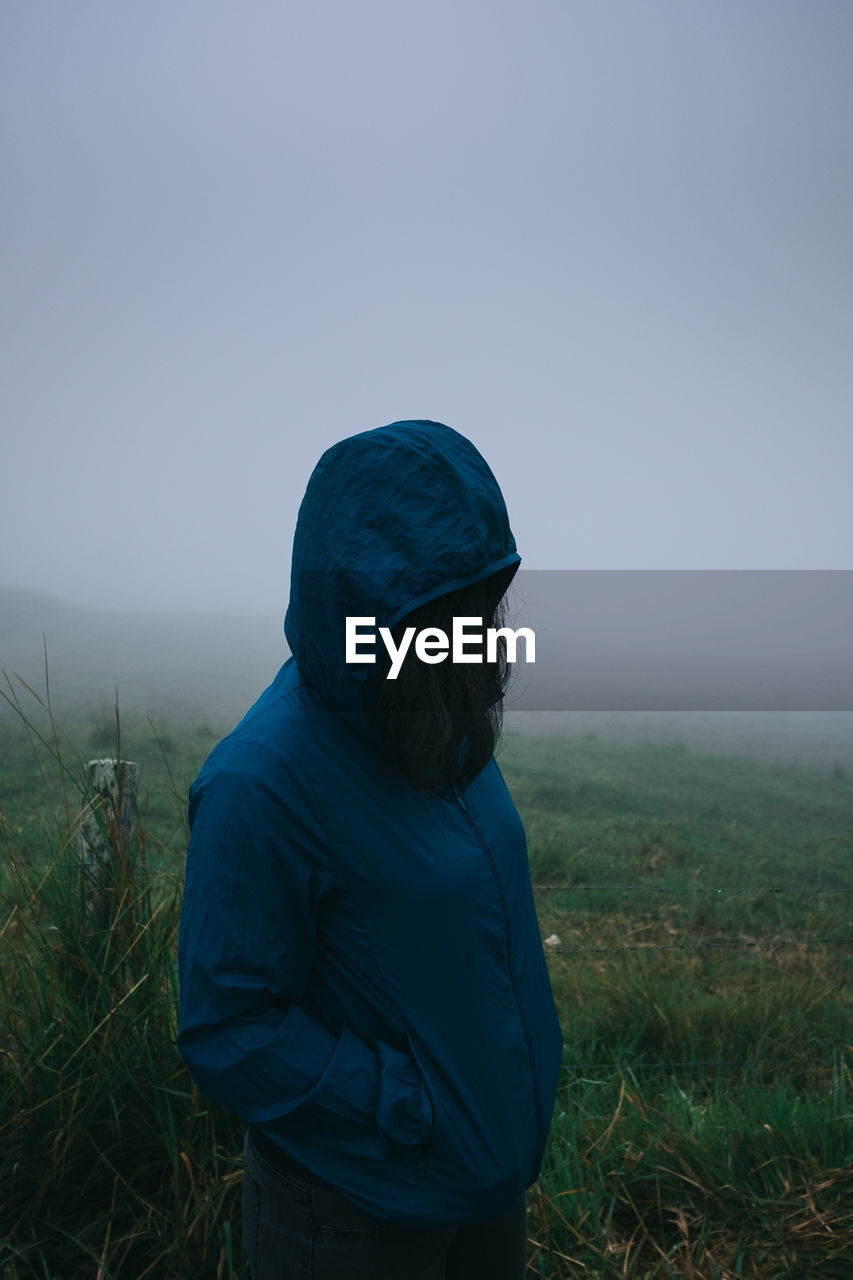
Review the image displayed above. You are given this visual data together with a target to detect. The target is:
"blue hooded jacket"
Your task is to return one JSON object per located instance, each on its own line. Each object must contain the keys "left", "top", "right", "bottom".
{"left": 177, "top": 420, "right": 564, "bottom": 1223}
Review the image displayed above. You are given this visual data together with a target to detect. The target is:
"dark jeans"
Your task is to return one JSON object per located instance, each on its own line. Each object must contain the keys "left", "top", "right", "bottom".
{"left": 242, "top": 1127, "right": 529, "bottom": 1280}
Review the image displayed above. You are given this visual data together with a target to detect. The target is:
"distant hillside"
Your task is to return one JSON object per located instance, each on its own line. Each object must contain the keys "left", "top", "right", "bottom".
{"left": 0, "top": 585, "right": 289, "bottom": 727}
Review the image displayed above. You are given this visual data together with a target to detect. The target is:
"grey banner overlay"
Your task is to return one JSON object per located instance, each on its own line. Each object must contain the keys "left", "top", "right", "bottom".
{"left": 499, "top": 570, "right": 853, "bottom": 712}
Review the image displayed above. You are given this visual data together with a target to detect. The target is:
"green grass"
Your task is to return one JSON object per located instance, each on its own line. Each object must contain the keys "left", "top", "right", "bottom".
{"left": 497, "top": 730, "right": 853, "bottom": 1278}
{"left": 0, "top": 704, "right": 851, "bottom": 1278}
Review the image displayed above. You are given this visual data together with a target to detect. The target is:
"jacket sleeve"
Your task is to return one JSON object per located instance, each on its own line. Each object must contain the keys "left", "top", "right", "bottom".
{"left": 177, "top": 742, "right": 431, "bottom": 1153}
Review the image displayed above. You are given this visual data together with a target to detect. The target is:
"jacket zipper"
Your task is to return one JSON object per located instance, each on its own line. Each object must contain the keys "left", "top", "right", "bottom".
{"left": 451, "top": 786, "right": 546, "bottom": 1153}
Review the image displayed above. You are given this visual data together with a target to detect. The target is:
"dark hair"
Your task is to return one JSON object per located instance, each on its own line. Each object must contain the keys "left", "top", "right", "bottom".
{"left": 364, "top": 567, "right": 517, "bottom": 794}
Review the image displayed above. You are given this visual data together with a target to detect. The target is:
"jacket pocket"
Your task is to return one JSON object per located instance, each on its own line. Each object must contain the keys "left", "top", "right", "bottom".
{"left": 403, "top": 1029, "right": 437, "bottom": 1160}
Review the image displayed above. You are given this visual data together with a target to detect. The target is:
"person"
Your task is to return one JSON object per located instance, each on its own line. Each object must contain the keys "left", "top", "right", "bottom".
{"left": 177, "top": 419, "right": 564, "bottom": 1280}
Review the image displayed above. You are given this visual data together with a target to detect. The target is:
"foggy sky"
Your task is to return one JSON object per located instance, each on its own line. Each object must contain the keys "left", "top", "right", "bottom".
{"left": 3, "top": 1, "right": 852, "bottom": 616}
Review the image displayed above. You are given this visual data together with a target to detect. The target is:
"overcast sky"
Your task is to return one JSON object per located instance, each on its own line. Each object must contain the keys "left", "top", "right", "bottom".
{"left": 3, "top": 1, "right": 852, "bottom": 616}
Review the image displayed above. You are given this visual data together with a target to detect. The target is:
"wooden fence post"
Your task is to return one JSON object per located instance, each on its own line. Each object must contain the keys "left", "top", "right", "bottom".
{"left": 78, "top": 758, "right": 140, "bottom": 925}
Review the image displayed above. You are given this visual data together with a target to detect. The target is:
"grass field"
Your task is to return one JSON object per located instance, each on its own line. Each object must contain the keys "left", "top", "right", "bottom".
{"left": 1, "top": 702, "right": 851, "bottom": 1279}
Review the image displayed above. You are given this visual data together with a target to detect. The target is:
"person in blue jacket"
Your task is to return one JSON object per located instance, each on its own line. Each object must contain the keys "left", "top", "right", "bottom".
{"left": 177, "top": 419, "right": 564, "bottom": 1279}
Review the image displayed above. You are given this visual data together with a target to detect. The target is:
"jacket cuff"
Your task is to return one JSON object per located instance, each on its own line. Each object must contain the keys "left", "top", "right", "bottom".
{"left": 374, "top": 1035, "right": 430, "bottom": 1149}
{"left": 420, "top": 1076, "right": 435, "bottom": 1149}
{"left": 306, "top": 1025, "right": 427, "bottom": 1150}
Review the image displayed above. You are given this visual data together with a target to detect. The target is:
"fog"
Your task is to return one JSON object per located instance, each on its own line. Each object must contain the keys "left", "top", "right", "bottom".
{"left": 2, "top": 4, "right": 852, "bottom": 769}
{"left": 2, "top": 584, "right": 852, "bottom": 779}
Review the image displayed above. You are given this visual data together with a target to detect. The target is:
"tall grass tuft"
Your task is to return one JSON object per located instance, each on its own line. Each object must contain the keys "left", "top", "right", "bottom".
{"left": 0, "top": 680, "right": 244, "bottom": 1280}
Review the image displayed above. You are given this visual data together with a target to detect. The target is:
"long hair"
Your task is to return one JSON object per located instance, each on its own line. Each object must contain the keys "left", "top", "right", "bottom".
{"left": 364, "top": 567, "right": 517, "bottom": 794}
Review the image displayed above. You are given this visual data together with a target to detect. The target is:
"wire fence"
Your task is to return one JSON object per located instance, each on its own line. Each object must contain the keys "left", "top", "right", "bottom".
{"left": 531, "top": 879, "right": 851, "bottom": 1078}
{"left": 539, "top": 935, "right": 851, "bottom": 955}
{"left": 3, "top": 856, "right": 849, "bottom": 1081}
{"left": 531, "top": 881, "right": 852, "bottom": 952}
{"left": 555, "top": 1055, "right": 847, "bottom": 1075}
{"left": 533, "top": 883, "right": 853, "bottom": 895}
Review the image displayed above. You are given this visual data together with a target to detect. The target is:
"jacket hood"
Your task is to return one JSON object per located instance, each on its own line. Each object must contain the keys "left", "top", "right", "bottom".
{"left": 284, "top": 420, "right": 521, "bottom": 743}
